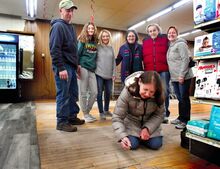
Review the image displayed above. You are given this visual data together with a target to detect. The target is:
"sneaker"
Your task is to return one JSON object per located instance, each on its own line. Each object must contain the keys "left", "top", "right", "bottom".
{"left": 175, "top": 122, "right": 186, "bottom": 129}
{"left": 88, "top": 114, "right": 97, "bottom": 120}
{"left": 84, "top": 114, "right": 97, "bottom": 123}
{"left": 100, "top": 113, "right": 106, "bottom": 120}
{"left": 171, "top": 118, "right": 181, "bottom": 125}
{"left": 69, "top": 117, "right": 85, "bottom": 125}
{"left": 104, "top": 111, "right": 113, "bottom": 117}
{"left": 162, "top": 117, "right": 169, "bottom": 124}
{"left": 56, "top": 123, "right": 77, "bottom": 132}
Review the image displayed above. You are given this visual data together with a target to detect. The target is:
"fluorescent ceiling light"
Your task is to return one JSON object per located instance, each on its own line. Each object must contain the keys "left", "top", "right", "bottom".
{"left": 191, "top": 29, "right": 201, "bottom": 34}
{"left": 147, "top": 7, "right": 172, "bottom": 22}
{"left": 128, "top": 0, "right": 192, "bottom": 30}
{"left": 178, "top": 32, "right": 190, "bottom": 38}
{"left": 178, "top": 29, "right": 201, "bottom": 38}
{"left": 173, "top": 0, "right": 191, "bottom": 9}
{"left": 128, "top": 21, "right": 146, "bottom": 30}
{"left": 26, "top": 0, "right": 37, "bottom": 18}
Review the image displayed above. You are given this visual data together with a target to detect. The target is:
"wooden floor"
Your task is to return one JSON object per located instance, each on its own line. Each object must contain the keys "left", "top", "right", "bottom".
{"left": 0, "top": 102, "right": 40, "bottom": 169}
{"left": 35, "top": 99, "right": 220, "bottom": 169}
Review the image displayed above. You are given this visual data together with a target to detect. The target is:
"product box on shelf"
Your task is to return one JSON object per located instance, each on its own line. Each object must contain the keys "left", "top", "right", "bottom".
{"left": 187, "top": 119, "right": 209, "bottom": 137}
{"left": 193, "top": 0, "right": 218, "bottom": 25}
{"left": 207, "top": 105, "right": 220, "bottom": 140}
{"left": 194, "top": 31, "right": 220, "bottom": 57}
{"left": 194, "top": 60, "right": 218, "bottom": 98}
{"left": 212, "top": 60, "right": 220, "bottom": 99}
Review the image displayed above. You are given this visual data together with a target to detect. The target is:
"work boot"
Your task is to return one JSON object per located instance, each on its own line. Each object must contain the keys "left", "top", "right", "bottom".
{"left": 69, "top": 117, "right": 85, "bottom": 125}
{"left": 56, "top": 123, "right": 77, "bottom": 132}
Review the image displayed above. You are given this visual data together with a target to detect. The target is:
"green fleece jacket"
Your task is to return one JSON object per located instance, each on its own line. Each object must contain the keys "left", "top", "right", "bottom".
{"left": 78, "top": 41, "right": 97, "bottom": 72}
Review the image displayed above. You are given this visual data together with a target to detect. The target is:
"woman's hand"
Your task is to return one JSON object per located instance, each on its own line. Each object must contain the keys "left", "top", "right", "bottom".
{"left": 178, "top": 77, "right": 184, "bottom": 84}
{"left": 120, "top": 137, "right": 131, "bottom": 150}
{"left": 140, "top": 128, "right": 150, "bottom": 140}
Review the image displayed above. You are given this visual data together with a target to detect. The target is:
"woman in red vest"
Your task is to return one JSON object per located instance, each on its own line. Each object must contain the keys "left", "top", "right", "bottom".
{"left": 142, "top": 23, "right": 170, "bottom": 123}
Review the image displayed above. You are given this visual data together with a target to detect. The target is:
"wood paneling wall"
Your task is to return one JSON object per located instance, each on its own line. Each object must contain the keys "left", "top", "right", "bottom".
{"left": 21, "top": 20, "right": 146, "bottom": 100}
{"left": 21, "top": 21, "right": 55, "bottom": 100}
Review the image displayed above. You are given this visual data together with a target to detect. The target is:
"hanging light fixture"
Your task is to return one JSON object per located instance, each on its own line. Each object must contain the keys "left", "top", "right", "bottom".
{"left": 90, "top": 0, "right": 95, "bottom": 23}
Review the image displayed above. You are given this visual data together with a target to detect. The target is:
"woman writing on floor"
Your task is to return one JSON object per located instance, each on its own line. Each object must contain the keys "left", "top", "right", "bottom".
{"left": 112, "top": 71, "right": 165, "bottom": 150}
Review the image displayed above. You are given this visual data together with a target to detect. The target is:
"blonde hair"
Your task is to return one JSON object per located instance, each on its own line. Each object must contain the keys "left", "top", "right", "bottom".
{"left": 78, "top": 22, "right": 98, "bottom": 43}
{"left": 146, "top": 23, "right": 162, "bottom": 34}
{"left": 98, "top": 29, "right": 112, "bottom": 46}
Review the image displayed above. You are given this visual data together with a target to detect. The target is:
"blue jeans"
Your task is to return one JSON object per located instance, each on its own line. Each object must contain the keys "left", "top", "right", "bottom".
{"left": 172, "top": 79, "right": 191, "bottom": 123}
{"left": 96, "top": 75, "right": 112, "bottom": 114}
{"left": 159, "top": 71, "right": 170, "bottom": 117}
{"left": 127, "top": 135, "right": 163, "bottom": 150}
{"left": 53, "top": 64, "right": 80, "bottom": 124}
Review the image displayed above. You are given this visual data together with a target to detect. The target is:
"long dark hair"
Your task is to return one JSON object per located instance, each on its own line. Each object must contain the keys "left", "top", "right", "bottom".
{"left": 78, "top": 22, "right": 98, "bottom": 43}
{"left": 128, "top": 71, "right": 165, "bottom": 106}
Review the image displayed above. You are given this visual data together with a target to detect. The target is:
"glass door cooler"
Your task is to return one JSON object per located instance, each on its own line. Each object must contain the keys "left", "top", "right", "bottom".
{"left": 0, "top": 33, "right": 19, "bottom": 102}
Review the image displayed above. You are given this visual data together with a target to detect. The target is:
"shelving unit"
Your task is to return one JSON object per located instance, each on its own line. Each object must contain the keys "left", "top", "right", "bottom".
{"left": 186, "top": 132, "right": 220, "bottom": 148}
{"left": 192, "top": 98, "right": 220, "bottom": 106}
{"left": 194, "top": 54, "right": 220, "bottom": 60}
{"left": 194, "top": 19, "right": 220, "bottom": 33}
{"left": 186, "top": 1, "right": 220, "bottom": 165}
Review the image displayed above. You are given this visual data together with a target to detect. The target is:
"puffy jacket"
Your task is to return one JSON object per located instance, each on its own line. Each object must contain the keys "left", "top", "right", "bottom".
{"left": 142, "top": 34, "right": 169, "bottom": 72}
{"left": 112, "top": 71, "right": 164, "bottom": 141}
{"left": 167, "top": 38, "right": 193, "bottom": 81}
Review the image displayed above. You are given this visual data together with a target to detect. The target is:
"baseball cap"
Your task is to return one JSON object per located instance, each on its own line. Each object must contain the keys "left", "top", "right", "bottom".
{"left": 59, "top": 0, "right": 77, "bottom": 10}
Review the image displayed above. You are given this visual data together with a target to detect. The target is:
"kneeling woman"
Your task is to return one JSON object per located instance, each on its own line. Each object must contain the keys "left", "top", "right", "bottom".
{"left": 112, "top": 71, "right": 165, "bottom": 150}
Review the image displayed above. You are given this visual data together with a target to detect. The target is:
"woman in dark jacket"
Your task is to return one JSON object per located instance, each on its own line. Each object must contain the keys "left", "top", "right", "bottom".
{"left": 116, "top": 30, "right": 143, "bottom": 83}
{"left": 112, "top": 71, "right": 165, "bottom": 150}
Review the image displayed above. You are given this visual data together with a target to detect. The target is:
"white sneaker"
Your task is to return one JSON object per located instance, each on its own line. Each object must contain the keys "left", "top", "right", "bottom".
{"left": 171, "top": 118, "right": 181, "bottom": 125}
{"left": 84, "top": 114, "right": 97, "bottom": 123}
{"left": 163, "top": 117, "right": 169, "bottom": 124}
{"left": 104, "top": 111, "right": 113, "bottom": 117}
{"left": 99, "top": 113, "right": 106, "bottom": 120}
{"left": 88, "top": 114, "right": 96, "bottom": 120}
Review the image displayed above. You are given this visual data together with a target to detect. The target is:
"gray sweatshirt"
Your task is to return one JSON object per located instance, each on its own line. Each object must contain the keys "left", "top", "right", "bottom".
{"left": 95, "top": 44, "right": 116, "bottom": 79}
{"left": 167, "top": 38, "right": 193, "bottom": 82}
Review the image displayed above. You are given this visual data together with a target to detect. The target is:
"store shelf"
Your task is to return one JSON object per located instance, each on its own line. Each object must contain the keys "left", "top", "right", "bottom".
{"left": 194, "top": 19, "right": 220, "bottom": 32}
{"left": 194, "top": 54, "right": 220, "bottom": 60}
{"left": 192, "top": 98, "right": 220, "bottom": 106}
{"left": 186, "top": 132, "right": 220, "bottom": 148}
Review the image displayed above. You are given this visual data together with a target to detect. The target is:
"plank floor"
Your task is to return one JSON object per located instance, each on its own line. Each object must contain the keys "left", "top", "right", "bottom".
{"left": 35, "top": 99, "right": 220, "bottom": 169}
{"left": 0, "top": 102, "right": 40, "bottom": 169}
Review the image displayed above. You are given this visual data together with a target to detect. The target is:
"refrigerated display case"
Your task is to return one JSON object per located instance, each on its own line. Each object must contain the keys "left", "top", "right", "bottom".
{"left": 0, "top": 33, "right": 20, "bottom": 102}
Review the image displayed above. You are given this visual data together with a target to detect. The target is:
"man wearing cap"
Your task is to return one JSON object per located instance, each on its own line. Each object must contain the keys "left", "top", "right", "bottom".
{"left": 49, "top": 0, "right": 85, "bottom": 132}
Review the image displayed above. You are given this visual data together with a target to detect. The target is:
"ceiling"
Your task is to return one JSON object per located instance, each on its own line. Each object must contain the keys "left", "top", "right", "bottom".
{"left": 0, "top": 0, "right": 207, "bottom": 41}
